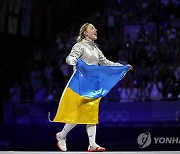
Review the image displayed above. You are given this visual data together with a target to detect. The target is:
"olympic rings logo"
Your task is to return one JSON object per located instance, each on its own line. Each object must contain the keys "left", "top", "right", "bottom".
{"left": 100, "top": 110, "right": 129, "bottom": 122}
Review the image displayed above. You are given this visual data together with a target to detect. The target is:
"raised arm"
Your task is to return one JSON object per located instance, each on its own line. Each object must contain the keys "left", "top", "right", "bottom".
{"left": 98, "top": 49, "right": 123, "bottom": 66}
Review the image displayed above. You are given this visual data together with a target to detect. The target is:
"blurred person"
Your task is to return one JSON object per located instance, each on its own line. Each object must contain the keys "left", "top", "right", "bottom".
{"left": 138, "top": 81, "right": 149, "bottom": 101}
{"left": 51, "top": 64, "right": 64, "bottom": 96}
{"left": 118, "top": 80, "right": 129, "bottom": 102}
{"left": 128, "top": 80, "right": 138, "bottom": 102}
{"left": 20, "top": 81, "right": 33, "bottom": 101}
{"left": 59, "top": 59, "right": 71, "bottom": 87}
{"left": 33, "top": 45, "right": 44, "bottom": 65}
{"left": 137, "top": 26, "right": 149, "bottom": 44}
{"left": 174, "top": 60, "right": 180, "bottom": 82}
{"left": 9, "top": 81, "right": 21, "bottom": 105}
{"left": 107, "top": 11, "right": 115, "bottom": 36}
{"left": 30, "top": 63, "right": 42, "bottom": 87}
{"left": 45, "top": 88, "right": 58, "bottom": 102}
{"left": 162, "top": 77, "right": 176, "bottom": 99}
{"left": 56, "top": 34, "right": 65, "bottom": 51}
{"left": 44, "top": 60, "right": 53, "bottom": 81}
{"left": 52, "top": 23, "right": 133, "bottom": 152}
{"left": 33, "top": 79, "right": 46, "bottom": 102}
{"left": 118, "top": 46, "right": 129, "bottom": 64}
{"left": 147, "top": 76, "right": 163, "bottom": 100}
{"left": 166, "top": 24, "right": 177, "bottom": 42}
{"left": 174, "top": 79, "right": 180, "bottom": 99}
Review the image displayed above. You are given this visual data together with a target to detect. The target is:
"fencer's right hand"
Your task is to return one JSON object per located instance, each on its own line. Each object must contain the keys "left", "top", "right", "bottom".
{"left": 66, "top": 56, "right": 77, "bottom": 65}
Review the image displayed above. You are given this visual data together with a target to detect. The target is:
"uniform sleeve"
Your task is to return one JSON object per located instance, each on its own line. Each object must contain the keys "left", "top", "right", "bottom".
{"left": 66, "top": 43, "right": 83, "bottom": 65}
{"left": 98, "top": 48, "right": 123, "bottom": 66}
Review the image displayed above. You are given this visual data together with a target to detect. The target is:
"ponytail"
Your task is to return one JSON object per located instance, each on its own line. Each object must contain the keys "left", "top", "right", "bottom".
{"left": 77, "top": 23, "right": 90, "bottom": 42}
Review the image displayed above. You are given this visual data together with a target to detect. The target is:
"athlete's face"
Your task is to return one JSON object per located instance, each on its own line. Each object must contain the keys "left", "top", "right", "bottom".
{"left": 84, "top": 24, "right": 97, "bottom": 41}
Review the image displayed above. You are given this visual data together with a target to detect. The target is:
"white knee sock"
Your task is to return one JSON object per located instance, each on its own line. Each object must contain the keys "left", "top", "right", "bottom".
{"left": 86, "top": 124, "right": 98, "bottom": 146}
{"left": 60, "top": 123, "right": 76, "bottom": 138}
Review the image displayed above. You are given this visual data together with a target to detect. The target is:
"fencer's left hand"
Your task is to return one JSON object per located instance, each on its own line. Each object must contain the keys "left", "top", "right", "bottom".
{"left": 128, "top": 64, "right": 133, "bottom": 70}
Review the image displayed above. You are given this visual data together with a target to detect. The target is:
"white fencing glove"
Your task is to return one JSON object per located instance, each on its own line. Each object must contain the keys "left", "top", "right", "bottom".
{"left": 127, "top": 64, "right": 133, "bottom": 70}
{"left": 66, "top": 56, "right": 77, "bottom": 65}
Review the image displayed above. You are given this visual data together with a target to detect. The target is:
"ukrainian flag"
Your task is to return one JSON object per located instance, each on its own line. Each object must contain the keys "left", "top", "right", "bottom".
{"left": 53, "top": 59, "right": 130, "bottom": 124}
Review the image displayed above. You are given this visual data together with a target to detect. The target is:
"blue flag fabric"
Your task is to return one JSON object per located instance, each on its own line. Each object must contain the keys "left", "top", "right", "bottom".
{"left": 69, "top": 59, "right": 130, "bottom": 99}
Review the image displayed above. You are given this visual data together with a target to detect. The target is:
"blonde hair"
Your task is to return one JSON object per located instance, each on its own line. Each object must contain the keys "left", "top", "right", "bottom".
{"left": 77, "top": 23, "right": 90, "bottom": 42}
